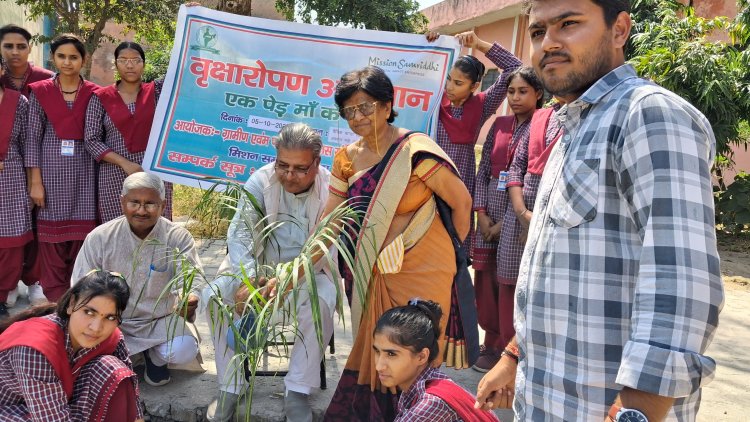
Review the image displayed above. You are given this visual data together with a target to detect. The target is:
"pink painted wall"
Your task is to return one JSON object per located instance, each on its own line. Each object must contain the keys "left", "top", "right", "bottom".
{"left": 424, "top": 1, "right": 528, "bottom": 145}
{"left": 422, "top": 0, "right": 748, "bottom": 182}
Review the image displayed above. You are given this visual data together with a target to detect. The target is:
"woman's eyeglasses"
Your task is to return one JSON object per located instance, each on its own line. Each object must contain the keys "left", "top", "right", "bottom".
{"left": 115, "top": 58, "right": 144, "bottom": 66}
{"left": 339, "top": 101, "right": 378, "bottom": 120}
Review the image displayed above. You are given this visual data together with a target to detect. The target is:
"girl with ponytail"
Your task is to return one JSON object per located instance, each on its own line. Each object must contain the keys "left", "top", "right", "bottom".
{"left": 373, "top": 299, "right": 500, "bottom": 421}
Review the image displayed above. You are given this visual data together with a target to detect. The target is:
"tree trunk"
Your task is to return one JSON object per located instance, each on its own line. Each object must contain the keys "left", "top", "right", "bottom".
{"left": 212, "top": 0, "right": 254, "bottom": 16}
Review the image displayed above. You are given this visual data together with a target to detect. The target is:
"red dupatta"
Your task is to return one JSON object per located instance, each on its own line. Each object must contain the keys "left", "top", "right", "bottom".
{"left": 0, "top": 88, "right": 21, "bottom": 160}
{"left": 527, "top": 107, "right": 562, "bottom": 176}
{"left": 28, "top": 78, "right": 97, "bottom": 140}
{"left": 489, "top": 115, "right": 517, "bottom": 178}
{"left": 94, "top": 82, "right": 156, "bottom": 153}
{"left": 439, "top": 91, "right": 484, "bottom": 145}
{"left": 0, "top": 64, "right": 54, "bottom": 96}
{"left": 0, "top": 317, "right": 122, "bottom": 400}
{"left": 426, "top": 379, "right": 500, "bottom": 421}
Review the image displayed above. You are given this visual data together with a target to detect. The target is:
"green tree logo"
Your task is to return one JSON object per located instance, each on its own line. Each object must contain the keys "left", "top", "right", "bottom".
{"left": 191, "top": 25, "right": 220, "bottom": 54}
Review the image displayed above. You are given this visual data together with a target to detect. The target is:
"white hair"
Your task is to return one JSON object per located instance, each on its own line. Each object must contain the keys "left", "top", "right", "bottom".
{"left": 121, "top": 172, "right": 165, "bottom": 200}
{"left": 272, "top": 122, "right": 323, "bottom": 158}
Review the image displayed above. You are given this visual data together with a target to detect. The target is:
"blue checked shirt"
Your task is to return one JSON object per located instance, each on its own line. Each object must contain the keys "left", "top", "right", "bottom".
{"left": 513, "top": 64, "right": 723, "bottom": 421}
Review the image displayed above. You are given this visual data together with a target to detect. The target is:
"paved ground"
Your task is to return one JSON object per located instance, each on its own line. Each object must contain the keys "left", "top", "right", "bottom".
{"left": 7, "top": 238, "right": 747, "bottom": 421}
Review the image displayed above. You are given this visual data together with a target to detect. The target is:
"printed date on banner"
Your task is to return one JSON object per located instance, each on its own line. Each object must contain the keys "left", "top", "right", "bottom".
{"left": 247, "top": 115, "right": 291, "bottom": 132}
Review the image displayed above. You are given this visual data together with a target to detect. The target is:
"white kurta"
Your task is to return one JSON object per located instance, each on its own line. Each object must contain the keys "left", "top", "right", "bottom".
{"left": 204, "top": 163, "right": 338, "bottom": 395}
{"left": 72, "top": 216, "right": 205, "bottom": 355}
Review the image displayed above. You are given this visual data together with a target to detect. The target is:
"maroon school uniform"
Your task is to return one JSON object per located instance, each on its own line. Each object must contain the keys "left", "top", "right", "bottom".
{"left": 85, "top": 80, "right": 173, "bottom": 223}
{"left": 25, "top": 78, "right": 98, "bottom": 300}
{"left": 487, "top": 106, "right": 562, "bottom": 348}
{"left": 0, "top": 64, "right": 52, "bottom": 287}
{"left": 0, "top": 314, "right": 142, "bottom": 421}
{"left": 0, "top": 63, "right": 54, "bottom": 96}
{"left": 434, "top": 44, "right": 521, "bottom": 253}
{"left": 472, "top": 115, "right": 530, "bottom": 351}
{"left": 0, "top": 89, "right": 32, "bottom": 302}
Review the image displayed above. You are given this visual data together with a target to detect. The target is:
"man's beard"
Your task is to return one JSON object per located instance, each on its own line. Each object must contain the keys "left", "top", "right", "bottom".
{"left": 537, "top": 34, "right": 613, "bottom": 99}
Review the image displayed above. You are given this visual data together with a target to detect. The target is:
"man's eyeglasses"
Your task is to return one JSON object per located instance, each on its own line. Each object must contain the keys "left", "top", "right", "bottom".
{"left": 339, "top": 101, "right": 378, "bottom": 120}
{"left": 116, "top": 58, "right": 144, "bottom": 66}
{"left": 274, "top": 163, "right": 314, "bottom": 178}
{"left": 125, "top": 200, "right": 160, "bottom": 212}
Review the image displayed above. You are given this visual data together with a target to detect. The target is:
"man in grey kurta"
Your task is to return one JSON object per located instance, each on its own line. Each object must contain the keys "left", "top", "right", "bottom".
{"left": 72, "top": 172, "right": 204, "bottom": 387}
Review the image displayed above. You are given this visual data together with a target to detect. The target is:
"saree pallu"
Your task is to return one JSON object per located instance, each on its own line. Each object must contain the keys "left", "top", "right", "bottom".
{"left": 325, "top": 133, "right": 472, "bottom": 421}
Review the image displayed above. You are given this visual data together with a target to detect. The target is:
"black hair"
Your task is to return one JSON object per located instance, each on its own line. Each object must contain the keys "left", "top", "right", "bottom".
{"left": 374, "top": 299, "right": 443, "bottom": 362}
{"left": 523, "top": 0, "right": 631, "bottom": 27}
{"left": 507, "top": 66, "right": 545, "bottom": 109}
{"left": 50, "top": 33, "right": 86, "bottom": 58}
{"left": 114, "top": 41, "right": 146, "bottom": 62}
{"left": 334, "top": 65, "right": 398, "bottom": 123}
{"left": 0, "top": 24, "right": 32, "bottom": 43}
{"left": 0, "top": 270, "right": 130, "bottom": 334}
{"left": 453, "top": 55, "right": 486, "bottom": 84}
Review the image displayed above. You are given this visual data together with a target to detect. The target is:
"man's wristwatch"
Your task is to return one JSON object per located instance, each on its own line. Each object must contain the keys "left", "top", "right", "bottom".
{"left": 608, "top": 405, "right": 649, "bottom": 422}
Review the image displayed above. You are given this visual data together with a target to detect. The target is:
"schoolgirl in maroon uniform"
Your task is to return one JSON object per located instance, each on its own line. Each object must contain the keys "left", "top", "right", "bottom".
{"left": 471, "top": 67, "right": 544, "bottom": 371}
{"left": 85, "top": 41, "right": 172, "bottom": 223}
{"left": 0, "top": 56, "right": 32, "bottom": 317}
{"left": 0, "top": 25, "right": 54, "bottom": 96}
{"left": 0, "top": 24, "right": 54, "bottom": 302}
{"left": 0, "top": 271, "right": 143, "bottom": 421}
{"left": 25, "top": 34, "right": 98, "bottom": 301}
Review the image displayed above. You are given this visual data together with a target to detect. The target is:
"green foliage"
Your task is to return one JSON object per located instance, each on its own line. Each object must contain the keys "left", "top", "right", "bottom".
{"left": 715, "top": 172, "right": 750, "bottom": 234}
{"left": 629, "top": 1, "right": 750, "bottom": 166}
{"left": 12, "top": 0, "right": 181, "bottom": 77}
{"left": 274, "top": 0, "right": 428, "bottom": 33}
{"left": 172, "top": 185, "right": 230, "bottom": 238}
{"left": 135, "top": 22, "right": 175, "bottom": 82}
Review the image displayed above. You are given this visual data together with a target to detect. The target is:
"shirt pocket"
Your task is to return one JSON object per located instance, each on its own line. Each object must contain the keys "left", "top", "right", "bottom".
{"left": 549, "top": 158, "right": 599, "bottom": 228}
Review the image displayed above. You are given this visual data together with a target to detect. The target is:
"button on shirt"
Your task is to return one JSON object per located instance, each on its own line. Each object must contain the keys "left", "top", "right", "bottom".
{"left": 513, "top": 64, "right": 723, "bottom": 421}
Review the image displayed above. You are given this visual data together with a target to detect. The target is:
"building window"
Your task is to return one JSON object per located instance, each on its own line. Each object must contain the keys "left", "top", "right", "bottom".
{"left": 481, "top": 69, "right": 500, "bottom": 91}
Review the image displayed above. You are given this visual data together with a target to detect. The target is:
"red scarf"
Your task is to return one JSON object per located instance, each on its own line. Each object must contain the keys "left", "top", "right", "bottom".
{"left": 95, "top": 82, "right": 156, "bottom": 153}
{"left": 0, "top": 89, "right": 21, "bottom": 160}
{"left": 527, "top": 107, "right": 563, "bottom": 176}
{"left": 0, "top": 64, "right": 54, "bottom": 96}
{"left": 426, "top": 379, "right": 499, "bottom": 421}
{"left": 0, "top": 317, "right": 122, "bottom": 400}
{"left": 28, "top": 78, "right": 97, "bottom": 140}
{"left": 439, "top": 91, "right": 484, "bottom": 145}
{"left": 490, "top": 115, "right": 517, "bottom": 178}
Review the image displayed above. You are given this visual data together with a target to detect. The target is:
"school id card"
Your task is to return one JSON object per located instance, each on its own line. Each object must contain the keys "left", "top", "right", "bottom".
{"left": 61, "top": 140, "right": 75, "bottom": 156}
{"left": 497, "top": 171, "right": 509, "bottom": 191}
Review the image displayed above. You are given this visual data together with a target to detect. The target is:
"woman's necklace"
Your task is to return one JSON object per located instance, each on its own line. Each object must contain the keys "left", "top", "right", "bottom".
{"left": 56, "top": 76, "right": 83, "bottom": 102}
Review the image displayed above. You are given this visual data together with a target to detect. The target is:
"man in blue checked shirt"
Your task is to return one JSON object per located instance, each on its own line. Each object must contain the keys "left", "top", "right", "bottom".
{"left": 475, "top": 1, "right": 724, "bottom": 421}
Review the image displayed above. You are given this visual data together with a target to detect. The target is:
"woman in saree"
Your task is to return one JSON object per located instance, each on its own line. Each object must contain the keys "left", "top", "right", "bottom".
{"left": 320, "top": 66, "right": 472, "bottom": 421}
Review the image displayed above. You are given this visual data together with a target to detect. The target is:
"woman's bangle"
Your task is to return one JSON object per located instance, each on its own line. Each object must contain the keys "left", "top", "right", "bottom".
{"left": 518, "top": 209, "right": 529, "bottom": 219}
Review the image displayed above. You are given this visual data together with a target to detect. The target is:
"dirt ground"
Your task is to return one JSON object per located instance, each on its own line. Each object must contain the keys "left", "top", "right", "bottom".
{"left": 697, "top": 240, "right": 750, "bottom": 421}
{"left": 719, "top": 249, "right": 750, "bottom": 289}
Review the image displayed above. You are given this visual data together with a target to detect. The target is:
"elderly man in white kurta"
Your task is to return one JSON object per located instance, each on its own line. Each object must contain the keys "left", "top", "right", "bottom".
{"left": 203, "top": 123, "right": 337, "bottom": 422}
{"left": 72, "top": 172, "right": 204, "bottom": 387}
